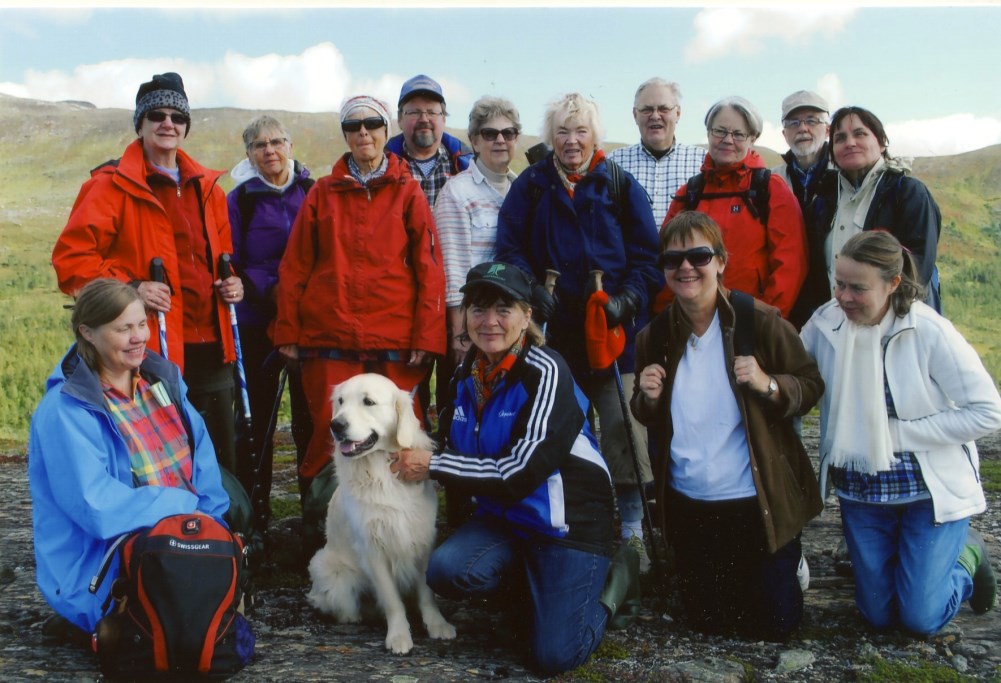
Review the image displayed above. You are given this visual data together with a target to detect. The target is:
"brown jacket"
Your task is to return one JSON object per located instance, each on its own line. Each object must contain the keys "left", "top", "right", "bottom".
{"left": 630, "top": 287, "right": 824, "bottom": 553}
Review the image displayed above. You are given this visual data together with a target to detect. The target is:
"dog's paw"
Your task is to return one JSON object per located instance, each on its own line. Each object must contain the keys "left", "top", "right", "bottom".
{"left": 385, "top": 629, "right": 414, "bottom": 655}
{"left": 426, "top": 619, "right": 456, "bottom": 641}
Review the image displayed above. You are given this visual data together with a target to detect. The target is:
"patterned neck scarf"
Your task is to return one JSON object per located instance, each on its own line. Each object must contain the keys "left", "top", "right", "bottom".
{"left": 554, "top": 148, "right": 605, "bottom": 198}
{"left": 470, "top": 332, "right": 526, "bottom": 416}
{"left": 348, "top": 154, "right": 388, "bottom": 187}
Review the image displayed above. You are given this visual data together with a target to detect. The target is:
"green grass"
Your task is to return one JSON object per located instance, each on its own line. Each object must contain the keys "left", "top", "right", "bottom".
{"left": 861, "top": 657, "right": 976, "bottom": 682}
{"left": 980, "top": 460, "right": 1001, "bottom": 493}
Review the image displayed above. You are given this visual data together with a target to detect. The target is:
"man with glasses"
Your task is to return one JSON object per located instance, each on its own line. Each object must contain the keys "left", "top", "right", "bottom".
{"left": 386, "top": 74, "right": 472, "bottom": 209}
{"left": 609, "top": 78, "right": 705, "bottom": 226}
{"left": 771, "top": 91, "right": 833, "bottom": 210}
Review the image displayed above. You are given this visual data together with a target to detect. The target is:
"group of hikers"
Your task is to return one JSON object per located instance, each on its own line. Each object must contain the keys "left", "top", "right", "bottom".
{"left": 27, "top": 70, "right": 1001, "bottom": 676}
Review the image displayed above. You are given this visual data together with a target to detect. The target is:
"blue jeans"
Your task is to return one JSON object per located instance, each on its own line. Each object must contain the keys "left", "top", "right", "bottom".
{"left": 839, "top": 497, "right": 972, "bottom": 634}
{"left": 427, "top": 516, "right": 610, "bottom": 675}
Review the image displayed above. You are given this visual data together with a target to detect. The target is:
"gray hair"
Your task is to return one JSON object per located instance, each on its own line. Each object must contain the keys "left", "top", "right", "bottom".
{"left": 633, "top": 78, "right": 682, "bottom": 107}
{"left": 468, "top": 96, "right": 522, "bottom": 139}
{"left": 542, "top": 92, "right": 604, "bottom": 148}
{"left": 704, "top": 96, "right": 763, "bottom": 140}
{"left": 242, "top": 115, "right": 291, "bottom": 151}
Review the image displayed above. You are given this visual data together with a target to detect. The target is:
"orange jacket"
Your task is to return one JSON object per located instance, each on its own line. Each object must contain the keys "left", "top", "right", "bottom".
{"left": 274, "top": 153, "right": 445, "bottom": 355}
{"left": 662, "top": 150, "right": 807, "bottom": 318}
{"left": 52, "top": 139, "right": 236, "bottom": 371}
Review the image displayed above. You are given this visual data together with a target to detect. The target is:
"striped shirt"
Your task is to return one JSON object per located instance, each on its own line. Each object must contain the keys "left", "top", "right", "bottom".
{"left": 609, "top": 141, "right": 705, "bottom": 225}
{"left": 433, "top": 163, "right": 514, "bottom": 306}
{"left": 103, "top": 375, "right": 195, "bottom": 491}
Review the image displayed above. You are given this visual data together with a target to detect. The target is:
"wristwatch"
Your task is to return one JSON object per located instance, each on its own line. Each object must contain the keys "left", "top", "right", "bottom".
{"left": 762, "top": 376, "right": 778, "bottom": 398}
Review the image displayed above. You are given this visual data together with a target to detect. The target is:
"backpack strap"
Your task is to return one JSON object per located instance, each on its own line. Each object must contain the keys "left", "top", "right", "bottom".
{"left": 681, "top": 170, "right": 771, "bottom": 226}
{"left": 683, "top": 172, "right": 706, "bottom": 212}
{"left": 729, "top": 289, "right": 756, "bottom": 357}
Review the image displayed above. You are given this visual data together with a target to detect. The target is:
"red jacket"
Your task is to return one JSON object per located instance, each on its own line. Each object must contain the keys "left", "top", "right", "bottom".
{"left": 274, "top": 153, "right": 445, "bottom": 355}
{"left": 52, "top": 139, "right": 235, "bottom": 371}
{"left": 662, "top": 150, "right": 807, "bottom": 318}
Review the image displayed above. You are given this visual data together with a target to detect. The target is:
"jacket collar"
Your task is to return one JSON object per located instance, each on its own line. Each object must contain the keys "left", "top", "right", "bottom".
{"left": 56, "top": 344, "right": 183, "bottom": 409}
{"left": 97, "top": 139, "right": 224, "bottom": 201}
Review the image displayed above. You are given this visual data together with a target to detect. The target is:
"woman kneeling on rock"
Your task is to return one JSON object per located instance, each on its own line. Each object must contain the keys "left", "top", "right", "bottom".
{"left": 801, "top": 230, "right": 1000, "bottom": 633}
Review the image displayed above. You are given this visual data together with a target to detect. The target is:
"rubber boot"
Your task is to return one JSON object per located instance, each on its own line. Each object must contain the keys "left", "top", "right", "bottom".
{"left": 600, "top": 541, "right": 641, "bottom": 630}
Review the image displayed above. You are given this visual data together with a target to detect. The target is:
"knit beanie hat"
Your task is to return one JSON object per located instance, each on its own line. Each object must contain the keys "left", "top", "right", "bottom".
{"left": 340, "top": 95, "right": 393, "bottom": 136}
{"left": 133, "top": 72, "right": 191, "bottom": 136}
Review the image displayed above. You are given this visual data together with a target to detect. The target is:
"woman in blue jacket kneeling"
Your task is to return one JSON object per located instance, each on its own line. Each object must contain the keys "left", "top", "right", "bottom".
{"left": 29, "top": 279, "right": 230, "bottom": 637}
{"left": 392, "top": 262, "right": 636, "bottom": 675}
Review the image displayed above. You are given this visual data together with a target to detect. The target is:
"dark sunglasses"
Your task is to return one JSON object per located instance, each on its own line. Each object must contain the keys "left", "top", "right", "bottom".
{"left": 145, "top": 111, "right": 189, "bottom": 125}
{"left": 341, "top": 117, "right": 385, "bottom": 133}
{"left": 479, "top": 127, "right": 519, "bottom": 142}
{"left": 658, "top": 247, "right": 718, "bottom": 270}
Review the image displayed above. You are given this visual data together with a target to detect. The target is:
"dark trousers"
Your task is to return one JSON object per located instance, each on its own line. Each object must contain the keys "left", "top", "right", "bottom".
{"left": 234, "top": 325, "right": 312, "bottom": 524}
{"left": 664, "top": 487, "right": 803, "bottom": 640}
{"left": 183, "top": 343, "right": 236, "bottom": 475}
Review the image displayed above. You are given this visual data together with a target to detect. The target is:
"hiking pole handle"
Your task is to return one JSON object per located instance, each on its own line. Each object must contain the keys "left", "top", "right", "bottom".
{"left": 149, "top": 257, "right": 169, "bottom": 361}
{"left": 541, "top": 269, "right": 560, "bottom": 338}
{"left": 218, "top": 252, "right": 233, "bottom": 280}
{"left": 590, "top": 269, "right": 605, "bottom": 293}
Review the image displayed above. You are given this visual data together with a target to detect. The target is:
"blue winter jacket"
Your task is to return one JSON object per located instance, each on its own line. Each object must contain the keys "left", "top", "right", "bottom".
{"left": 28, "top": 348, "right": 230, "bottom": 632}
{"left": 495, "top": 153, "right": 663, "bottom": 378}
{"left": 431, "top": 343, "right": 615, "bottom": 555}
{"left": 227, "top": 160, "right": 313, "bottom": 327}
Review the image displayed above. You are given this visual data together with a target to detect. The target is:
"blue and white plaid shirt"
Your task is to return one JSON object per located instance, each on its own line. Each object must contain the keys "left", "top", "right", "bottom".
{"left": 609, "top": 141, "right": 705, "bottom": 226}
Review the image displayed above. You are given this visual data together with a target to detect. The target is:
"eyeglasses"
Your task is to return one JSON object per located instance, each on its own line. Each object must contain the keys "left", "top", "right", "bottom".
{"left": 658, "top": 247, "right": 719, "bottom": 270}
{"left": 637, "top": 105, "right": 679, "bottom": 117}
{"left": 403, "top": 109, "right": 444, "bottom": 119}
{"left": 709, "top": 127, "right": 749, "bottom": 142}
{"left": 341, "top": 117, "right": 386, "bottom": 133}
{"left": 250, "top": 137, "right": 288, "bottom": 152}
{"left": 145, "top": 111, "right": 189, "bottom": 126}
{"left": 478, "top": 127, "right": 519, "bottom": 142}
{"left": 782, "top": 117, "right": 826, "bottom": 129}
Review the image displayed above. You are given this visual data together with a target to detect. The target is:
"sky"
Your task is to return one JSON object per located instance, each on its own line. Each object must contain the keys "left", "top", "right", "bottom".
{"left": 1, "top": 4, "right": 1000, "bottom": 157}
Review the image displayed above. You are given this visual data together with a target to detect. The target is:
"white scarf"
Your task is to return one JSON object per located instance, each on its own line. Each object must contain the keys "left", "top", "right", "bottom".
{"left": 823, "top": 309, "right": 896, "bottom": 473}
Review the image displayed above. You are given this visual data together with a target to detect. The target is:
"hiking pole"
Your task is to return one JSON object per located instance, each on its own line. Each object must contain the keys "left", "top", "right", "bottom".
{"left": 249, "top": 352, "right": 287, "bottom": 535}
{"left": 149, "top": 258, "right": 169, "bottom": 361}
{"left": 541, "top": 269, "right": 560, "bottom": 338}
{"left": 590, "top": 269, "right": 662, "bottom": 574}
{"left": 218, "top": 253, "right": 255, "bottom": 474}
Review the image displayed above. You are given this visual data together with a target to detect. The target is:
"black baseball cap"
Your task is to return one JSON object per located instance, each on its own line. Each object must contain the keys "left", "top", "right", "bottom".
{"left": 460, "top": 262, "right": 533, "bottom": 302}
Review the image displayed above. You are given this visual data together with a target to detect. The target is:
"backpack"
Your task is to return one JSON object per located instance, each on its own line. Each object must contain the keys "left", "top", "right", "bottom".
{"left": 90, "top": 513, "right": 254, "bottom": 678}
{"left": 682, "top": 168, "right": 772, "bottom": 226}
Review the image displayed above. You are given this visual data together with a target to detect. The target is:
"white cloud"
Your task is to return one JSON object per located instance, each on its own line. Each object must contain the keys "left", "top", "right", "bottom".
{"left": 685, "top": 8, "right": 855, "bottom": 63}
{"left": 886, "top": 114, "right": 1001, "bottom": 157}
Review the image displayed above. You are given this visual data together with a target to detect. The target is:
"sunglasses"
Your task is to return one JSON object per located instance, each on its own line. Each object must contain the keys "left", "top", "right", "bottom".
{"left": 479, "top": 127, "right": 519, "bottom": 142}
{"left": 145, "top": 111, "right": 189, "bottom": 125}
{"left": 341, "top": 117, "right": 385, "bottom": 133}
{"left": 658, "top": 247, "right": 718, "bottom": 270}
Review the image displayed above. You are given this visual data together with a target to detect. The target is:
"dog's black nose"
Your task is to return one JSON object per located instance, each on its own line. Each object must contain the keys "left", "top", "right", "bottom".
{"left": 330, "top": 417, "right": 347, "bottom": 440}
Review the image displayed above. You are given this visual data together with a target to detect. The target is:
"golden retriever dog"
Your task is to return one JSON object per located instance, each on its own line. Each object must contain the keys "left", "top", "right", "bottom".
{"left": 306, "top": 373, "right": 456, "bottom": 654}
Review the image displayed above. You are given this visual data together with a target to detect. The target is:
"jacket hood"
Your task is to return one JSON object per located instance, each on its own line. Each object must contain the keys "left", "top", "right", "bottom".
{"left": 885, "top": 155, "right": 913, "bottom": 175}
{"left": 230, "top": 157, "right": 302, "bottom": 191}
{"left": 50, "top": 343, "right": 183, "bottom": 408}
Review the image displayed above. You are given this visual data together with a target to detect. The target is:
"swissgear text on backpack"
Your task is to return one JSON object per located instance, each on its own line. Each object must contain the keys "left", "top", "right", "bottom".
{"left": 90, "top": 513, "right": 254, "bottom": 678}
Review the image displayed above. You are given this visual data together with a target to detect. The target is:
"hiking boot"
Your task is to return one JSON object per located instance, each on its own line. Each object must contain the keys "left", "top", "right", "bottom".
{"left": 601, "top": 540, "right": 641, "bottom": 630}
{"left": 797, "top": 554, "right": 810, "bottom": 592}
{"left": 964, "top": 529, "right": 997, "bottom": 614}
{"left": 627, "top": 533, "right": 652, "bottom": 575}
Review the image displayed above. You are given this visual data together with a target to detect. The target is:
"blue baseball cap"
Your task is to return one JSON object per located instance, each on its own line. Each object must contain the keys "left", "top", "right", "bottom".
{"left": 398, "top": 74, "right": 444, "bottom": 107}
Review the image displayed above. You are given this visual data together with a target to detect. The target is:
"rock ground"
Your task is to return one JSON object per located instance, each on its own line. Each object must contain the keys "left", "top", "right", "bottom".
{"left": 1, "top": 414, "right": 1000, "bottom": 682}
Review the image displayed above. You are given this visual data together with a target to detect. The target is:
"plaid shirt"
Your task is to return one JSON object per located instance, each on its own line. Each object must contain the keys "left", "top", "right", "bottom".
{"left": 830, "top": 373, "right": 930, "bottom": 503}
{"left": 609, "top": 141, "right": 705, "bottom": 225}
{"left": 104, "top": 375, "right": 195, "bottom": 491}
{"left": 399, "top": 143, "right": 457, "bottom": 209}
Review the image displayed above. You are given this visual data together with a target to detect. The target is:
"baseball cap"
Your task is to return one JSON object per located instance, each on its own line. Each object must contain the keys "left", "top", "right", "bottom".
{"left": 398, "top": 74, "right": 445, "bottom": 107}
{"left": 460, "top": 262, "right": 533, "bottom": 302}
{"left": 781, "top": 91, "right": 829, "bottom": 120}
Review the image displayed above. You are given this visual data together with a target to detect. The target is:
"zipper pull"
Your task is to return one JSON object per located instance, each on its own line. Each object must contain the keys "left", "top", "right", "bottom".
{"left": 176, "top": 185, "right": 181, "bottom": 198}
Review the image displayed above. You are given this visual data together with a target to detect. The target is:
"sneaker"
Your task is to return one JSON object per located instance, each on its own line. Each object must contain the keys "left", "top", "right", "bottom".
{"left": 796, "top": 554, "right": 810, "bottom": 592}
{"left": 626, "top": 534, "right": 651, "bottom": 575}
{"left": 967, "top": 529, "right": 997, "bottom": 614}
